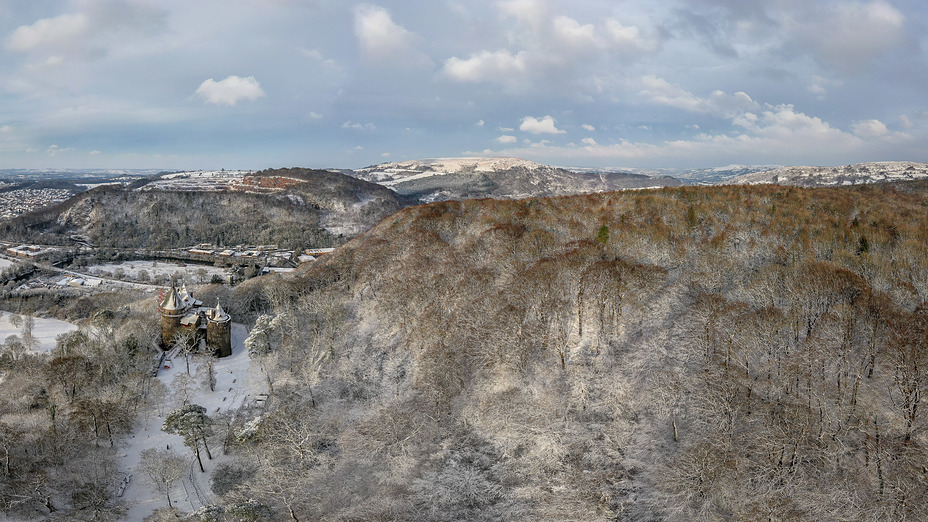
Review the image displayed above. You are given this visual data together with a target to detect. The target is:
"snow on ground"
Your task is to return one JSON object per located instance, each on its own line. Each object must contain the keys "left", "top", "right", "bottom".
{"left": 85, "top": 261, "right": 230, "bottom": 284}
{"left": 0, "top": 258, "right": 16, "bottom": 270}
{"left": 118, "top": 323, "right": 266, "bottom": 519}
{"left": 0, "top": 312, "right": 77, "bottom": 352}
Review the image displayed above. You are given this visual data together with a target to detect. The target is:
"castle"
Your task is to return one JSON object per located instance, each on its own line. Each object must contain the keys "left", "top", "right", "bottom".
{"left": 158, "top": 282, "right": 232, "bottom": 357}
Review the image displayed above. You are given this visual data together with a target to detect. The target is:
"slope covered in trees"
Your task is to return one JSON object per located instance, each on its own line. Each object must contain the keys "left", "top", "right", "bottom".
{"left": 0, "top": 168, "right": 414, "bottom": 249}
{"left": 219, "top": 181, "right": 928, "bottom": 520}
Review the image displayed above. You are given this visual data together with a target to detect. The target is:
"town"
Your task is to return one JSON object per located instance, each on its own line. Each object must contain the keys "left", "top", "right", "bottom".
{"left": 0, "top": 187, "right": 73, "bottom": 219}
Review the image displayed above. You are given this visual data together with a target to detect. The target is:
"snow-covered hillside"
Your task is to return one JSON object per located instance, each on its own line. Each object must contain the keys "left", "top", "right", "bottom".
{"left": 356, "top": 157, "right": 549, "bottom": 186}
{"left": 354, "top": 157, "right": 680, "bottom": 201}
{"left": 727, "top": 161, "right": 928, "bottom": 187}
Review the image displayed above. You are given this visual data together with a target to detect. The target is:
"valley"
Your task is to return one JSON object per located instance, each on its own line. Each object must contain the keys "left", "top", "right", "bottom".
{"left": 0, "top": 160, "right": 927, "bottom": 520}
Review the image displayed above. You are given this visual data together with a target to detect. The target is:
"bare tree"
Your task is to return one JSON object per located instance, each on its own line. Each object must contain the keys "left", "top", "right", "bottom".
{"left": 138, "top": 448, "right": 187, "bottom": 508}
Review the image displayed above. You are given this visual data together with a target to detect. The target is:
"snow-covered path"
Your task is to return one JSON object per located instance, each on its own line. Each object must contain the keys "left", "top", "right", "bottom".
{"left": 118, "top": 323, "right": 265, "bottom": 519}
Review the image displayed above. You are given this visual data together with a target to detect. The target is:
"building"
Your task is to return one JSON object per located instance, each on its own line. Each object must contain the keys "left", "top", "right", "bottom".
{"left": 158, "top": 282, "right": 232, "bottom": 357}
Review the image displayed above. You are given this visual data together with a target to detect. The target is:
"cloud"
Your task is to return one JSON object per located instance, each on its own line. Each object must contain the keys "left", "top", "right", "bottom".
{"left": 498, "top": 0, "right": 548, "bottom": 29}
{"left": 476, "top": 120, "right": 485, "bottom": 127}
{"left": 46, "top": 144, "right": 72, "bottom": 157}
{"left": 793, "top": 1, "right": 906, "bottom": 75}
{"left": 852, "top": 119, "right": 890, "bottom": 139}
{"left": 605, "top": 18, "right": 659, "bottom": 56}
{"left": 342, "top": 121, "right": 376, "bottom": 131}
{"left": 520, "top": 115, "right": 565, "bottom": 135}
{"left": 195, "top": 76, "right": 266, "bottom": 106}
{"left": 89, "top": 149, "right": 101, "bottom": 155}
{"left": 496, "top": 135, "right": 518, "bottom": 143}
{"left": 6, "top": 3, "right": 165, "bottom": 59}
{"left": 581, "top": 137, "right": 597, "bottom": 146}
{"left": 442, "top": 50, "right": 528, "bottom": 83}
{"left": 5, "top": 13, "right": 89, "bottom": 52}
{"left": 494, "top": 103, "right": 916, "bottom": 167}
{"left": 638, "top": 76, "right": 758, "bottom": 117}
{"left": 309, "top": 112, "right": 323, "bottom": 119}
{"left": 353, "top": 4, "right": 431, "bottom": 66}
{"left": 552, "top": 15, "right": 597, "bottom": 51}
{"left": 581, "top": 124, "right": 595, "bottom": 131}
{"left": 806, "top": 75, "right": 842, "bottom": 98}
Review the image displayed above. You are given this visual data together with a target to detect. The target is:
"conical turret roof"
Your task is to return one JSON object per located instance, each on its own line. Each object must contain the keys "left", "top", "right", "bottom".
{"left": 161, "top": 284, "right": 182, "bottom": 312}
{"left": 210, "top": 301, "right": 230, "bottom": 322}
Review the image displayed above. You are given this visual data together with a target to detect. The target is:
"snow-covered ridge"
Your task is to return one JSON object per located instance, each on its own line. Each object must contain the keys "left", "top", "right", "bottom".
{"left": 728, "top": 161, "right": 928, "bottom": 187}
{"left": 355, "top": 157, "right": 550, "bottom": 186}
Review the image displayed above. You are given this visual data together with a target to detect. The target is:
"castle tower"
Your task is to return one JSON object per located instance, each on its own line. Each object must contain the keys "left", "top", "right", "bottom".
{"left": 206, "top": 302, "right": 232, "bottom": 358}
{"left": 159, "top": 284, "right": 185, "bottom": 348}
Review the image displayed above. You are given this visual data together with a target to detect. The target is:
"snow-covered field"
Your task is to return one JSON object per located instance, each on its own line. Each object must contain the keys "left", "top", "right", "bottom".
{"left": 119, "top": 323, "right": 266, "bottom": 519}
{"left": 0, "top": 258, "right": 17, "bottom": 270}
{"left": 0, "top": 312, "right": 77, "bottom": 352}
{"left": 85, "top": 261, "right": 229, "bottom": 284}
{"left": 139, "top": 170, "right": 253, "bottom": 192}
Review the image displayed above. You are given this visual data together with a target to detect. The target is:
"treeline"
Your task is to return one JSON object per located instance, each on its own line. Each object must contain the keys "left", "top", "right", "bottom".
{"left": 0, "top": 169, "right": 416, "bottom": 251}
{"left": 197, "top": 181, "right": 928, "bottom": 520}
{"left": 0, "top": 187, "right": 336, "bottom": 250}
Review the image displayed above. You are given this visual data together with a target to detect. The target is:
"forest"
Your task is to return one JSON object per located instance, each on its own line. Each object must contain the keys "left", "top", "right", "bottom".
{"left": 2, "top": 181, "right": 928, "bottom": 520}
{"left": 0, "top": 168, "right": 413, "bottom": 250}
{"left": 219, "top": 180, "right": 928, "bottom": 520}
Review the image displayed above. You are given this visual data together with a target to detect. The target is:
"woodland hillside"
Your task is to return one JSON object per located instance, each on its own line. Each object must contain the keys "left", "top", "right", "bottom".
{"left": 2, "top": 181, "right": 928, "bottom": 520}
{"left": 221, "top": 181, "right": 928, "bottom": 521}
{"left": 0, "top": 168, "right": 413, "bottom": 249}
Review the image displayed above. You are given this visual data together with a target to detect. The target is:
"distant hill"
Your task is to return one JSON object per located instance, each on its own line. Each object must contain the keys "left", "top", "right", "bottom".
{"left": 1, "top": 168, "right": 414, "bottom": 249}
{"left": 727, "top": 161, "right": 928, "bottom": 187}
{"left": 353, "top": 157, "right": 681, "bottom": 202}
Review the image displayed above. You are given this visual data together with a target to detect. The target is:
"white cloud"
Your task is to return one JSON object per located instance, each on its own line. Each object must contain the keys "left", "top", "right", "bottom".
{"left": 806, "top": 75, "right": 842, "bottom": 98}
{"left": 499, "top": 127, "right": 514, "bottom": 132}
{"left": 46, "top": 144, "right": 72, "bottom": 156}
{"left": 195, "top": 76, "right": 265, "bottom": 106}
{"left": 605, "top": 18, "right": 658, "bottom": 56}
{"left": 442, "top": 50, "right": 528, "bottom": 83}
{"left": 900, "top": 115, "right": 913, "bottom": 129}
{"left": 582, "top": 124, "right": 595, "bottom": 131}
{"left": 476, "top": 119, "right": 485, "bottom": 127}
{"left": 852, "top": 119, "right": 890, "bottom": 139}
{"left": 342, "top": 121, "right": 376, "bottom": 131}
{"left": 5, "top": 13, "right": 89, "bottom": 52}
{"left": 520, "top": 115, "right": 565, "bottom": 134}
{"left": 309, "top": 112, "right": 323, "bottom": 119}
{"left": 89, "top": 150, "right": 101, "bottom": 155}
{"left": 638, "top": 76, "right": 758, "bottom": 117}
{"left": 496, "top": 135, "right": 518, "bottom": 143}
{"left": 552, "top": 16, "right": 597, "bottom": 51}
{"left": 353, "top": 4, "right": 430, "bottom": 66}
{"left": 493, "top": 103, "right": 915, "bottom": 167}
{"left": 498, "top": 0, "right": 548, "bottom": 29}
{"left": 380, "top": 152, "right": 391, "bottom": 157}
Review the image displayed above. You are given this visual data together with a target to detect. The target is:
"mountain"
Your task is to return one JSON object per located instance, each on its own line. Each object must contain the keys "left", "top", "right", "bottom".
{"left": 675, "top": 164, "right": 782, "bottom": 184}
{"left": 1, "top": 168, "right": 414, "bottom": 249}
{"left": 727, "top": 161, "right": 928, "bottom": 187}
{"left": 246, "top": 180, "right": 928, "bottom": 520}
{"left": 567, "top": 165, "right": 782, "bottom": 185}
{"left": 353, "top": 157, "right": 681, "bottom": 201}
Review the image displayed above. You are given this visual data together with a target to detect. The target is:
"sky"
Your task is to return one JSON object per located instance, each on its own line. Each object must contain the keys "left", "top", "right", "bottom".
{"left": 0, "top": 0, "right": 926, "bottom": 171}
